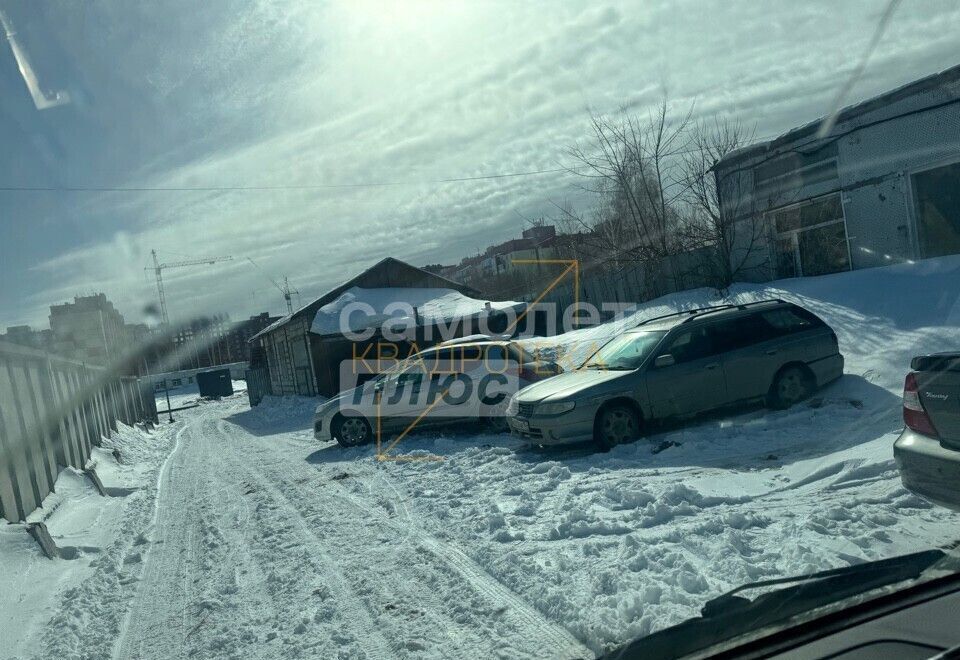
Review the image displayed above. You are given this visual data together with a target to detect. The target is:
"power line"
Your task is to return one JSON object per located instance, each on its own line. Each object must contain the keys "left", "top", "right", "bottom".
{"left": 0, "top": 167, "right": 570, "bottom": 193}
{"left": 0, "top": 128, "right": 791, "bottom": 194}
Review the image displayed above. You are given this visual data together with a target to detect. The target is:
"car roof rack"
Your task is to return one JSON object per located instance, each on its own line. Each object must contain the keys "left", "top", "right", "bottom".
{"left": 437, "top": 334, "right": 512, "bottom": 347}
{"left": 632, "top": 299, "right": 785, "bottom": 328}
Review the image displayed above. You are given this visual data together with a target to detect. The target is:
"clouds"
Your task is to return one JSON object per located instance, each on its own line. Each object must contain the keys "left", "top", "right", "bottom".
{"left": 2, "top": 0, "right": 960, "bottom": 327}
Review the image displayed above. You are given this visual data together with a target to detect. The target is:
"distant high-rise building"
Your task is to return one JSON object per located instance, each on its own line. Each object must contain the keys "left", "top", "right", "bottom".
{"left": 228, "top": 313, "right": 282, "bottom": 364}
{"left": 48, "top": 293, "right": 127, "bottom": 365}
{"left": 1, "top": 325, "right": 44, "bottom": 349}
{"left": 169, "top": 314, "right": 237, "bottom": 370}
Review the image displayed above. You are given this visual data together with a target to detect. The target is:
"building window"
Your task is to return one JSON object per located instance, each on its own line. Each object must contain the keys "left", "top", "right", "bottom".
{"left": 912, "top": 161, "right": 960, "bottom": 259}
{"left": 769, "top": 193, "right": 850, "bottom": 278}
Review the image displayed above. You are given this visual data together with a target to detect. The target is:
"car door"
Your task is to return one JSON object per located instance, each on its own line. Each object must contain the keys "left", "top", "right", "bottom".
{"left": 712, "top": 313, "right": 783, "bottom": 402}
{"left": 645, "top": 324, "right": 727, "bottom": 418}
{"left": 414, "top": 345, "right": 480, "bottom": 424}
{"left": 377, "top": 356, "right": 432, "bottom": 431}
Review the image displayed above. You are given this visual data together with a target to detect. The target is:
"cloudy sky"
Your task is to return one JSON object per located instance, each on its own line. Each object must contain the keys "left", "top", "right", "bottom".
{"left": 2, "top": 0, "right": 959, "bottom": 328}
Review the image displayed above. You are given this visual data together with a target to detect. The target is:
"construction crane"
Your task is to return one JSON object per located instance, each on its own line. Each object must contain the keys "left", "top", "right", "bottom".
{"left": 246, "top": 258, "right": 300, "bottom": 314}
{"left": 277, "top": 276, "right": 300, "bottom": 315}
{"left": 147, "top": 249, "right": 234, "bottom": 325}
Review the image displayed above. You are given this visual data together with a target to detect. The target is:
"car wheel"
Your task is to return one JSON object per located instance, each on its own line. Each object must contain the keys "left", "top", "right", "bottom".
{"left": 594, "top": 404, "right": 640, "bottom": 451}
{"left": 334, "top": 414, "right": 372, "bottom": 447}
{"left": 480, "top": 395, "right": 510, "bottom": 433}
{"left": 769, "top": 366, "right": 814, "bottom": 409}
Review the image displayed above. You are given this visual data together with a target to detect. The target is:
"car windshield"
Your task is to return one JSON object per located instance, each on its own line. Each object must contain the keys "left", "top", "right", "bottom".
{"left": 583, "top": 331, "right": 667, "bottom": 370}
{"left": 4, "top": 3, "right": 960, "bottom": 659}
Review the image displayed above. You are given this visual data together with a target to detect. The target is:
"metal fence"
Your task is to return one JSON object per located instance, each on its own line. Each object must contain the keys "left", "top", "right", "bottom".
{"left": 0, "top": 340, "right": 158, "bottom": 523}
{"left": 245, "top": 367, "right": 273, "bottom": 407}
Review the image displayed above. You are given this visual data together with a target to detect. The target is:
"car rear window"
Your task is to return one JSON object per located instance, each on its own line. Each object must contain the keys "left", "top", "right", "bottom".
{"left": 708, "top": 315, "right": 779, "bottom": 353}
{"left": 761, "top": 308, "right": 820, "bottom": 333}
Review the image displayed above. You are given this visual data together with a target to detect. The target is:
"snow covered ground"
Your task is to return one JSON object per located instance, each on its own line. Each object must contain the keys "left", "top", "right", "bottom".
{"left": 0, "top": 422, "right": 179, "bottom": 659}
{"left": 4, "top": 257, "right": 960, "bottom": 659}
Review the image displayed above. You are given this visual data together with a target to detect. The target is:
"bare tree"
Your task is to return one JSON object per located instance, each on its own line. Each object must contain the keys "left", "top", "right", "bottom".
{"left": 565, "top": 99, "right": 694, "bottom": 266}
{"left": 678, "top": 118, "right": 770, "bottom": 291}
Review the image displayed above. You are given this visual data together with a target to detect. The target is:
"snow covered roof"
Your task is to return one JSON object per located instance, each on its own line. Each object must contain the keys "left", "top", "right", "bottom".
{"left": 248, "top": 257, "right": 481, "bottom": 342}
{"left": 310, "top": 287, "right": 526, "bottom": 337}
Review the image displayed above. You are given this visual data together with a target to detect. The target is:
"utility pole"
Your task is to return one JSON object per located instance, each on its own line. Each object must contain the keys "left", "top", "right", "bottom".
{"left": 147, "top": 250, "right": 233, "bottom": 325}
{"left": 163, "top": 378, "right": 174, "bottom": 423}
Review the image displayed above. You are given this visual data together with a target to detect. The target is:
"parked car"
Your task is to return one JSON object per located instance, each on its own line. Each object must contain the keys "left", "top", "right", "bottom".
{"left": 314, "top": 339, "right": 561, "bottom": 447}
{"left": 894, "top": 353, "right": 960, "bottom": 511}
{"left": 507, "top": 299, "right": 844, "bottom": 449}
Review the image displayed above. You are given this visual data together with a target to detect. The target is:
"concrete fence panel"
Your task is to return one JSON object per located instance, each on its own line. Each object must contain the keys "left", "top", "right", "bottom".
{"left": 51, "top": 366, "right": 84, "bottom": 468}
{"left": 0, "top": 340, "right": 156, "bottom": 523}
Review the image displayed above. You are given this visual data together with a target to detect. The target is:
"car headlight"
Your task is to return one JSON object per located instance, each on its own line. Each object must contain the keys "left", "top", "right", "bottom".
{"left": 537, "top": 401, "right": 575, "bottom": 415}
{"left": 506, "top": 393, "right": 519, "bottom": 415}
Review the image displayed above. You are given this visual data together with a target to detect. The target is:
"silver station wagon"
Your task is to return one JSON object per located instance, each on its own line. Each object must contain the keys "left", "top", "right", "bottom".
{"left": 507, "top": 300, "right": 844, "bottom": 449}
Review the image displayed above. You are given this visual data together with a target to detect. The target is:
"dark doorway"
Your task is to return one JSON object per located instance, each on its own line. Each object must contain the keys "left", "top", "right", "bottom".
{"left": 914, "top": 162, "right": 960, "bottom": 258}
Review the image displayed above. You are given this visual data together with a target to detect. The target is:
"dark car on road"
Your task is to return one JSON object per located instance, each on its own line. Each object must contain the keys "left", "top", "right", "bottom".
{"left": 507, "top": 299, "right": 845, "bottom": 449}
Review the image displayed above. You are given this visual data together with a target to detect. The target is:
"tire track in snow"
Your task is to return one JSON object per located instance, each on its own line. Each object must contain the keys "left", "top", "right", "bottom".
{"left": 111, "top": 419, "right": 193, "bottom": 660}
{"left": 111, "top": 414, "right": 262, "bottom": 660}
{"left": 112, "top": 407, "right": 385, "bottom": 660}
{"left": 350, "top": 467, "right": 591, "bottom": 658}
{"left": 206, "top": 415, "right": 397, "bottom": 660}
{"left": 233, "top": 421, "right": 591, "bottom": 659}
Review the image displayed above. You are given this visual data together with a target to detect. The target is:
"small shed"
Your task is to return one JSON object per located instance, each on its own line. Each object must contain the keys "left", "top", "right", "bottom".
{"left": 248, "top": 257, "right": 524, "bottom": 399}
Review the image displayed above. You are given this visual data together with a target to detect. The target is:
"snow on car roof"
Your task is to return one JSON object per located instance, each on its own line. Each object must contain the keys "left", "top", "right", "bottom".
{"left": 310, "top": 286, "right": 526, "bottom": 337}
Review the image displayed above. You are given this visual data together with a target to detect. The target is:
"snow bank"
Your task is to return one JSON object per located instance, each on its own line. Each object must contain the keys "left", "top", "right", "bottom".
{"left": 0, "top": 421, "right": 179, "bottom": 660}
{"left": 311, "top": 286, "right": 525, "bottom": 336}
{"left": 520, "top": 254, "right": 960, "bottom": 384}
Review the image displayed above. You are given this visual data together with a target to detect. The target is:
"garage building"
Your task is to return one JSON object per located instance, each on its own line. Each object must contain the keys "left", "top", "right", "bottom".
{"left": 248, "top": 257, "right": 524, "bottom": 400}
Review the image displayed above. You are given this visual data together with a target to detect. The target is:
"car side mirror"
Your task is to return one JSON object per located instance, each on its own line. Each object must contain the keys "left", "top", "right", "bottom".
{"left": 654, "top": 354, "right": 675, "bottom": 368}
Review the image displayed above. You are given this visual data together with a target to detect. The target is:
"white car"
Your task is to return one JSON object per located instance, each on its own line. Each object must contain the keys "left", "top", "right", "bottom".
{"left": 313, "top": 339, "right": 561, "bottom": 447}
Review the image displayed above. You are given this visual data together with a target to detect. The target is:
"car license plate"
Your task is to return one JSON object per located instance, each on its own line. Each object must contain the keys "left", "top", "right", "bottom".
{"left": 514, "top": 418, "right": 530, "bottom": 432}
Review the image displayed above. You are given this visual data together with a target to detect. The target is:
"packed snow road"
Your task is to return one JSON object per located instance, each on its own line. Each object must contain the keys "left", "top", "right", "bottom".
{"left": 33, "top": 385, "right": 960, "bottom": 659}
{"left": 44, "top": 398, "right": 589, "bottom": 660}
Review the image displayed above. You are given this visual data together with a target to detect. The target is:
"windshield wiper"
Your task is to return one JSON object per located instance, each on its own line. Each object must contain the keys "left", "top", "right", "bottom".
{"left": 602, "top": 549, "right": 947, "bottom": 660}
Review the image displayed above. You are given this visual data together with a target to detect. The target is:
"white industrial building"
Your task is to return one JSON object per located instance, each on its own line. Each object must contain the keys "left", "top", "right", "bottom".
{"left": 714, "top": 63, "right": 960, "bottom": 279}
